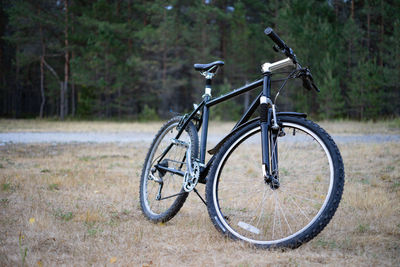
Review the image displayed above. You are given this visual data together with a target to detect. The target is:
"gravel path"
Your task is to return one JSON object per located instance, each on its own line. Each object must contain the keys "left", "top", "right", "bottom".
{"left": 0, "top": 132, "right": 399, "bottom": 144}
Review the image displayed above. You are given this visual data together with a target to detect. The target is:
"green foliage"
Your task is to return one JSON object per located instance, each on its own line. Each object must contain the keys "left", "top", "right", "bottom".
{"left": 2, "top": 183, "right": 11, "bottom": 191}
{"left": 84, "top": 221, "right": 103, "bottom": 237}
{"left": 76, "top": 85, "right": 97, "bottom": 118}
{"left": 348, "top": 58, "right": 385, "bottom": 119}
{"left": 138, "top": 105, "right": 159, "bottom": 122}
{"left": 18, "top": 232, "right": 28, "bottom": 266}
{"left": 48, "top": 183, "right": 59, "bottom": 191}
{"left": 317, "top": 54, "right": 345, "bottom": 119}
{"left": 357, "top": 223, "right": 370, "bottom": 233}
{"left": 1, "top": 0, "right": 399, "bottom": 120}
{"left": 210, "top": 81, "right": 242, "bottom": 121}
{"left": 54, "top": 209, "right": 74, "bottom": 222}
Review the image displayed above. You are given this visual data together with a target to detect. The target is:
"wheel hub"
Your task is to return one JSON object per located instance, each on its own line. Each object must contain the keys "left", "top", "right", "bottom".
{"left": 264, "top": 171, "right": 280, "bottom": 189}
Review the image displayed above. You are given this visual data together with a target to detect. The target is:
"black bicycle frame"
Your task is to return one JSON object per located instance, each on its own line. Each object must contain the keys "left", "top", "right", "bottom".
{"left": 164, "top": 72, "right": 278, "bottom": 183}
{"left": 174, "top": 78, "right": 263, "bottom": 138}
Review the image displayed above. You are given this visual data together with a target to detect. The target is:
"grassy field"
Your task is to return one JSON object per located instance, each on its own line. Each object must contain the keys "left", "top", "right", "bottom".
{"left": 0, "top": 120, "right": 399, "bottom": 266}
{"left": 1, "top": 118, "right": 400, "bottom": 134}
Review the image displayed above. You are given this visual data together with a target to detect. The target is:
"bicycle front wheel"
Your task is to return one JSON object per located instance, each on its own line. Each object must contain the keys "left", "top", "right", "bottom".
{"left": 206, "top": 116, "right": 344, "bottom": 248}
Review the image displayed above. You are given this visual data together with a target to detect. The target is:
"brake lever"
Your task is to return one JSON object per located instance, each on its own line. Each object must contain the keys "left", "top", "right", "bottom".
{"left": 302, "top": 78, "right": 313, "bottom": 91}
{"left": 311, "top": 80, "right": 320, "bottom": 92}
{"left": 296, "top": 67, "right": 320, "bottom": 93}
{"left": 302, "top": 78, "right": 320, "bottom": 92}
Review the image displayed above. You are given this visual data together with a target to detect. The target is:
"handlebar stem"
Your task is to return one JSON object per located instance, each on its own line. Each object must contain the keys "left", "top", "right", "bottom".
{"left": 261, "top": 57, "right": 296, "bottom": 73}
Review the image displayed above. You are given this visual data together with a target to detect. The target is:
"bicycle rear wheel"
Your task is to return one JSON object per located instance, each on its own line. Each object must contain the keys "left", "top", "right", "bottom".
{"left": 140, "top": 117, "right": 199, "bottom": 223}
{"left": 206, "top": 116, "right": 344, "bottom": 248}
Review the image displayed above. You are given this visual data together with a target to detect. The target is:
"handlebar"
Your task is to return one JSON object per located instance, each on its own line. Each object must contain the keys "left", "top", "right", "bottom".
{"left": 264, "top": 27, "right": 320, "bottom": 92}
{"left": 264, "top": 27, "right": 297, "bottom": 65}
{"left": 264, "top": 27, "right": 287, "bottom": 51}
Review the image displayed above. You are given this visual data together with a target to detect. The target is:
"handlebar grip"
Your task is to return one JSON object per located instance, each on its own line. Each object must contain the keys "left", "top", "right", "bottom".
{"left": 264, "top": 27, "right": 286, "bottom": 50}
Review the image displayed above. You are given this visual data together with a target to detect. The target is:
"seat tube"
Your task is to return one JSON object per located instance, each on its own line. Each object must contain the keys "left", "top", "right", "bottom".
{"left": 199, "top": 79, "right": 212, "bottom": 164}
{"left": 260, "top": 73, "right": 272, "bottom": 177}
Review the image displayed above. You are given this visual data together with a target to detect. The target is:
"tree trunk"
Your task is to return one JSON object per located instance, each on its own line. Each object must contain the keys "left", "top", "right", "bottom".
{"left": 379, "top": 0, "right": 384, "bottom": 66}
{"left": 61, "top": 0, "right": 69, "bottom": 120}
{"left": 71, "top": 50, "right": 75, "bottom": 116}
{"left": 162, "top": 8, "right": 167, "bottom": 90}
{"left": 160, "top": 8, "right": 167, "bottom": 112}
{"left": 117, "top": 0, "right": 121, "bottom": 118}
{"left": 347, "top": 1, "right": 354, "bottom": 71}
{"left": 128, "top": 0, "right": 132, "bottom": 53}
{"left": 71, "top": 83, "right": 75, "bottom": 116}
{"left": 60, "top": 82, "right": 65, "bottom": 119}
{"left": 43, "top": 59, "right": 63, "bottom": 119}
{"left": 367, "top": 5, "right": 370, "bottom": 53}
{"left": 351, "top": 0, "right": 354, "bottom": 19}
{"left": 218, "top": 0, "right": 227, "bottom": 78}
{"left": 105, "top": 58, "right": 110, "bottom": 117}
{"left": 40, "top": 56, "right": 45, "bottom": 118}
{"left": 70, "top": 0, "right": 75, "bottom": 117}
{"left": 334, "top": 0, "right": 339, "bottom": 18}
{"left": 15, "top": 44, "right": 20, "bottom": 118}
{"left": 39, "top": 15, "right": 46, "bottom": 118}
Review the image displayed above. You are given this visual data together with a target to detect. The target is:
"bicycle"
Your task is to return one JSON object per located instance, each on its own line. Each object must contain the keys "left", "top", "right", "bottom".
{"left": 139, "top": 27, "right": 344, "bottom": 249}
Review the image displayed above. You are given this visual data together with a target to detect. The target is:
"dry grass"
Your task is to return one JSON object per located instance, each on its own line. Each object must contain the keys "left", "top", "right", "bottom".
{"left": 318, "top": 119, "right": 400, "bottom": 134}
{"left": 0, "top": 121, "right": 399, "bottom": 266}
{"left": 2, "top": 118, "right": 399, "bottom": 134}
{"left": 0, "top": 119, "right": 164, "bottom": 133}
{"left": 0, "top": 119, "right": 238, "bottom": 136}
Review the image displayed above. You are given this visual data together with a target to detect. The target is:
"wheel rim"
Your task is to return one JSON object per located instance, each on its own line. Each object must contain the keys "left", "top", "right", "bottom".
{"left": 212, "top": 122, "right": 334, "bottom": 245}
{"left": 143, "top": 122, "right": 190, "bottom": 216}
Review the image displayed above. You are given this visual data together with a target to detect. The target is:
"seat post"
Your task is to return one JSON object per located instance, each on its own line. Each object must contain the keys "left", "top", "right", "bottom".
{"left": 192, "top": 60, "right": 223, "bottom": 164}
{"left": 204, "top": 78, "right": 212, "bottom": 98}
{"left": 200, "top": 78, "right": 212, "bottom": 165}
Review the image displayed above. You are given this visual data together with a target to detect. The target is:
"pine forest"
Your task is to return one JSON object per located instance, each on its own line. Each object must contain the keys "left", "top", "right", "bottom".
{"left": 0, "top": 0, "right": 399, "bottom": 120}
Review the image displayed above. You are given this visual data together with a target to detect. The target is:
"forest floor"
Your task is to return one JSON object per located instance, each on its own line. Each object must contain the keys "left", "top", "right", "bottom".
{"left": 0, "top": 119, "right": 399, "bottom": 266}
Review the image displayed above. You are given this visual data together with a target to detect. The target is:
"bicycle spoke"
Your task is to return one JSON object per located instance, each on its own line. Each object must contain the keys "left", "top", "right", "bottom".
{"left": 279, "top": 187, "right": 321, "bottom": 215}
{"left": 272, "top": 190, "right": 278, "bottom": 239}
{"left": 288, "top": 194, "right": 310, "bottom": 221}
{"left": 254, "top": 187, "right": 269, "bottom": 228}
{"left": 282, "top": 186, "right": 326, "bottom": 201}
{"left": 275, "top": 192, "right": 293, "bottom": 234}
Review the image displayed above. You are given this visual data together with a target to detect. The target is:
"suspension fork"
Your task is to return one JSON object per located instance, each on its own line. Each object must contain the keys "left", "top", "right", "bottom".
{"left": 260, "top": 72, "right": 280, "bottom": 188}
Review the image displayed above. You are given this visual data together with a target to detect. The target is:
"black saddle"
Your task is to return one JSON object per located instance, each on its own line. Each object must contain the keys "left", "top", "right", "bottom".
{"left": 193, "top": 61, "right": 224, "bottom": 72}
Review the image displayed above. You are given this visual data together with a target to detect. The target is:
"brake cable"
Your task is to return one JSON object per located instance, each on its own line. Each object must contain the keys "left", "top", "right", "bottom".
{"left": 274, "top": 69, "right": 299, "bottom": 104}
